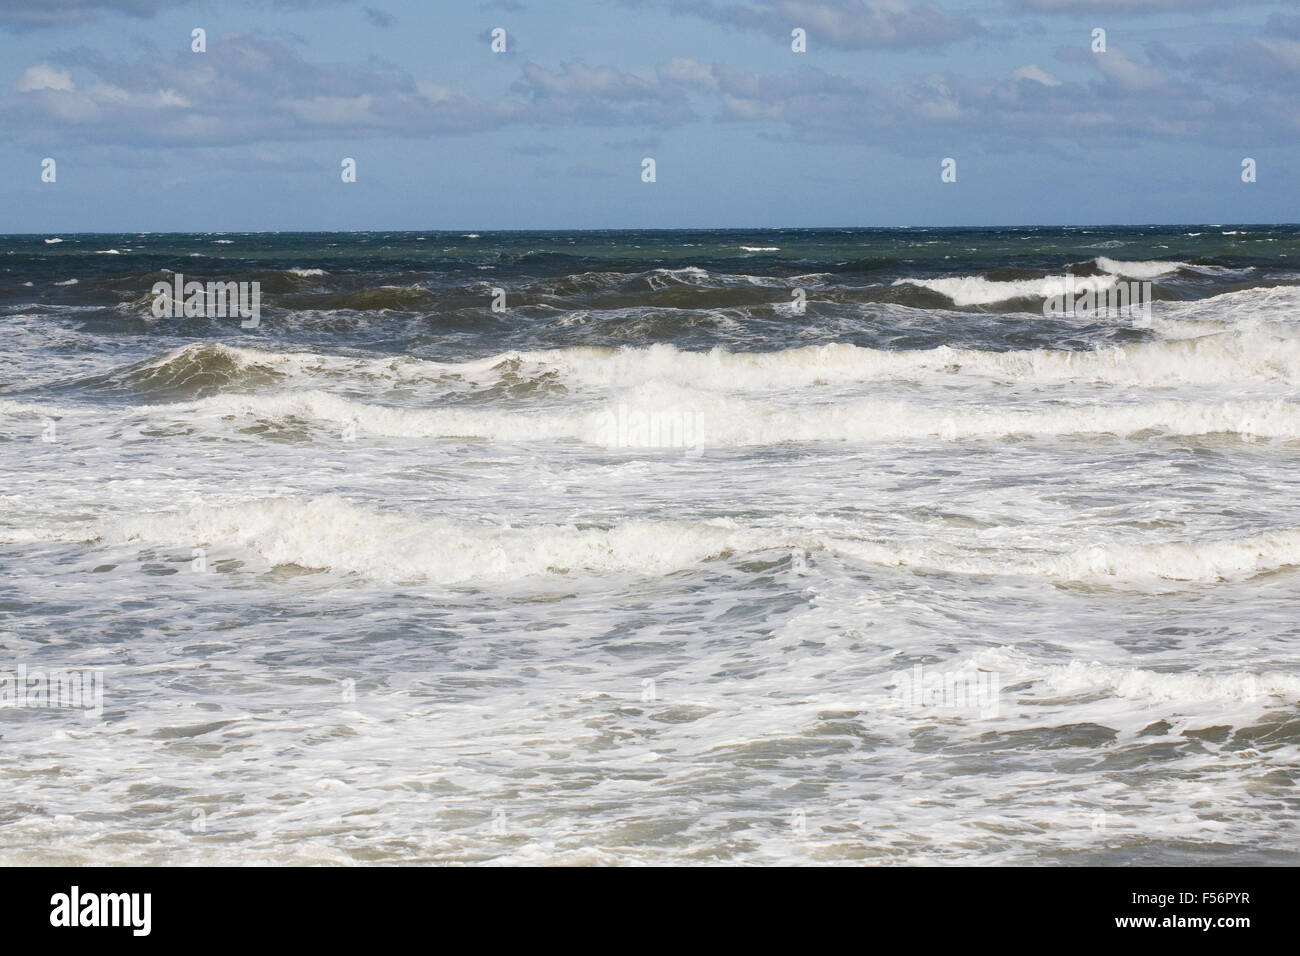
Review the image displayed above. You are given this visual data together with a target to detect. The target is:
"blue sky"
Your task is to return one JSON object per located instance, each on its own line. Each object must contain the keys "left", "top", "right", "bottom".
{"left": 1, "top": 0, "right": 1297, "bottom": 231}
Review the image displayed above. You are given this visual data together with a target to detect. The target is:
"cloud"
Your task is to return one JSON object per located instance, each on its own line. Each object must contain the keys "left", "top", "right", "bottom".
{"left": 562, "top": 163, "right": 616, "bottom": 178}
{"left": 1091, "top": 49, "right": 1169, "bottom": 92}
{"left": 657, "top": 57, "right": 719, "bottom": 91}
{"left": 1265, "top": 14, "right": 1300, "bottom": 39}
{"left": 1010, "top": 0, "right": 1223, "bottom": 11}
{"left": 518, "top": 61, "right": 658, "bottom": 99}
{"left": 2, "top": 37, "right": 506, "bottom": 144}
{"left": 615, "top": 0, "right": 981, "bottom": 50}
{"left": 512, "top": 143, "right": 561, "bottom": 155}
{"left": 363, "top": 6, "right": 394, "bottom": 28}
{"left": 1012, "top": 64, "right": 1062, "bottom": 87}
{"left": 513, "top": 60, "right": 695, "bottom": 125}
{"left": 1191, "top": 35, "right": 1300, "bottom": 91}
{"left": 7, "top": 13, "right": 1300, "bottom": 158}
{"left": 776, "top": 0, "right": 981, "bottom": 49}
{"left": 1143, "top": 41, "right": 1185, "bottom": 72}
{"left": 0, "top": 37, "right": 696, "bottom": 147}
{"left": 650, "top": 40, "right": 1298, "bottom": 152}
{"left": 0, "top": 0, "right": 182, "bottom": 31}
{"left": 16, "top": 64, "right": 76, "bottom": 92}
{"left": 14, "top": 60, "right": 193, "bottom": 125}
{"left": 0, "top": 0, "right": 364, "bottom": 31}
{"left": 284, "top": 93, "right": 377, "bottom": 125}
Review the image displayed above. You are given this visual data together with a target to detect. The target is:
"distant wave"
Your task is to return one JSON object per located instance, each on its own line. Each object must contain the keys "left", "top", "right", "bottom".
{"left": 279, "top": 284, "right": 436, "bottom": 311}
{"left": 893, "top": 274, "right": 1118, "bottom": 307}
{"left": 894, "top": 259, "right": 1245, "bottom": 307}
{"left": 1094, "top": 257, "right": 1185, "bottom": 279}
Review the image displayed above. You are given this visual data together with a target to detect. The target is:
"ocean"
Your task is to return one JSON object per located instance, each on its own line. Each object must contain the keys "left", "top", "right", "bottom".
{"left": 2, "top": 225, "right": 1299, "bottom": 864}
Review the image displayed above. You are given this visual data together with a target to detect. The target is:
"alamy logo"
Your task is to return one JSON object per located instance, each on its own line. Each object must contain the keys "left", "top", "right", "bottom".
{"left": 1043, "top": 277, "right": 1152, "bottom": 323}
{"left": 596, "top": 404, "right": 704, "bottom": 457}
{"left": 50, "top": 886, "right": 151, "bottom": 936}
{"left": 892, "top": 664, "right": 1001, "bottom": 718}
{"left": 0, "top": 665, "right": 103, "bottom": 718}
{"left": 151, "top": 273, "right": 261, "bottom": 328}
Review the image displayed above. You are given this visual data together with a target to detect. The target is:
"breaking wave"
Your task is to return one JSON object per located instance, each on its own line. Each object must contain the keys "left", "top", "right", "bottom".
{"left": 77, "top": 497, "right": 1300, "bottom": 588}
{"left": 132, "top": 386, "right": 1300, "bottom": 446}
{"left": 893, "top": 274, "right": 1118, "bottom": 307}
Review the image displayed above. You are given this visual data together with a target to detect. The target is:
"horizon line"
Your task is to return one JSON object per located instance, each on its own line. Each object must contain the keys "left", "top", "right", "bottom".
{"left": 6, "top": 222, "right": 1298, "bottom": 237}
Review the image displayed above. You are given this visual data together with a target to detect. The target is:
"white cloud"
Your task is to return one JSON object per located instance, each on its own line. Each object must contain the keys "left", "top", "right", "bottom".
{"left": 284, "top": 94, "right": 375, "bottom": 125}
{"left": 416, "top": 80, "right": 455, "bottom": 102}
{"left": 1254, "top": 38, "right": 1300, "bottom": 73}
{"left": 1015, "top": 0, "right": 1217, "bottom": 9}
{"left": 84, "top": 82, "right": 190, "bottom": 108}
{"left": 1095, "top": 50, "right": 1168, "bottom": 92}
{"left": 16, "top": 64, "right": 75, "bottom": 93}
{"left": 1012, "top": 65, "right": 1062, "bottom": 87}
{"left": 657, "top": 57, "right": 718, "bottom": 91}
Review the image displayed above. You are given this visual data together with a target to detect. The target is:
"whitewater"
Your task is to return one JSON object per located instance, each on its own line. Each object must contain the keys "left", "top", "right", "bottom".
{"left": 2, "top": 227, "right": 1298, "bottom": 865}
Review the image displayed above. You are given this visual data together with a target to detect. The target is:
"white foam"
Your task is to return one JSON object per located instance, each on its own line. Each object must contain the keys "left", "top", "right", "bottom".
{"left": 0, "top": 398, "right": 52, "bottom": 417}
{"left": 150, "top": 387, "right": 1300, "bottom": 447}
{"left": 1094, "top": 257, "right": 1186, "bottom": 279}
{"left": 1153, "top": 284, "right": 1300, "bottom": 332}
{"left": 127, "top": 324, "right": 1300, "bottom": 400}
{"left": 894, "top": 274, "right": 1116, "bottom": 306}
{"left": 646, "top": 267, "right": 712, "bottom": 290}
{"left": 82, "top": 496, "right": 1300, "bottom": 588}
{"left": 100, "top": 496, "right": 761, "bottom": 584}
{"left": 827, "top": 527, "right": 1300, "bottom": 585}
{"left": 513, "top": 334, "right": 1300, "bottom": 390}
{"left": 1039, "top": 528, "right": 1300, "bottom": 583}
{"left": 1040, "top": 660, "right": 1300, "bottom": 704}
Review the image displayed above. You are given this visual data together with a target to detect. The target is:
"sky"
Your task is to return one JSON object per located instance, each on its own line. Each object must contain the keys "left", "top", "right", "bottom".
{"left": 0, "top": 0, "right": 1297, "bottom": 231}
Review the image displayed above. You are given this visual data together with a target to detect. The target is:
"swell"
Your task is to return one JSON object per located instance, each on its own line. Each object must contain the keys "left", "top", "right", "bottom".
{"left": 55, "top": 344, "right": 289, "bottom": 401}
{"left": 86, "top": 262, "right": 1291, "bottom": 319}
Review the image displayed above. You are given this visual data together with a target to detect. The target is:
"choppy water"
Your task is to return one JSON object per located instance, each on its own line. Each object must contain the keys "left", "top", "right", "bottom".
{"left": 2, "top": 227, "right": 1299, "bottom": 864}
